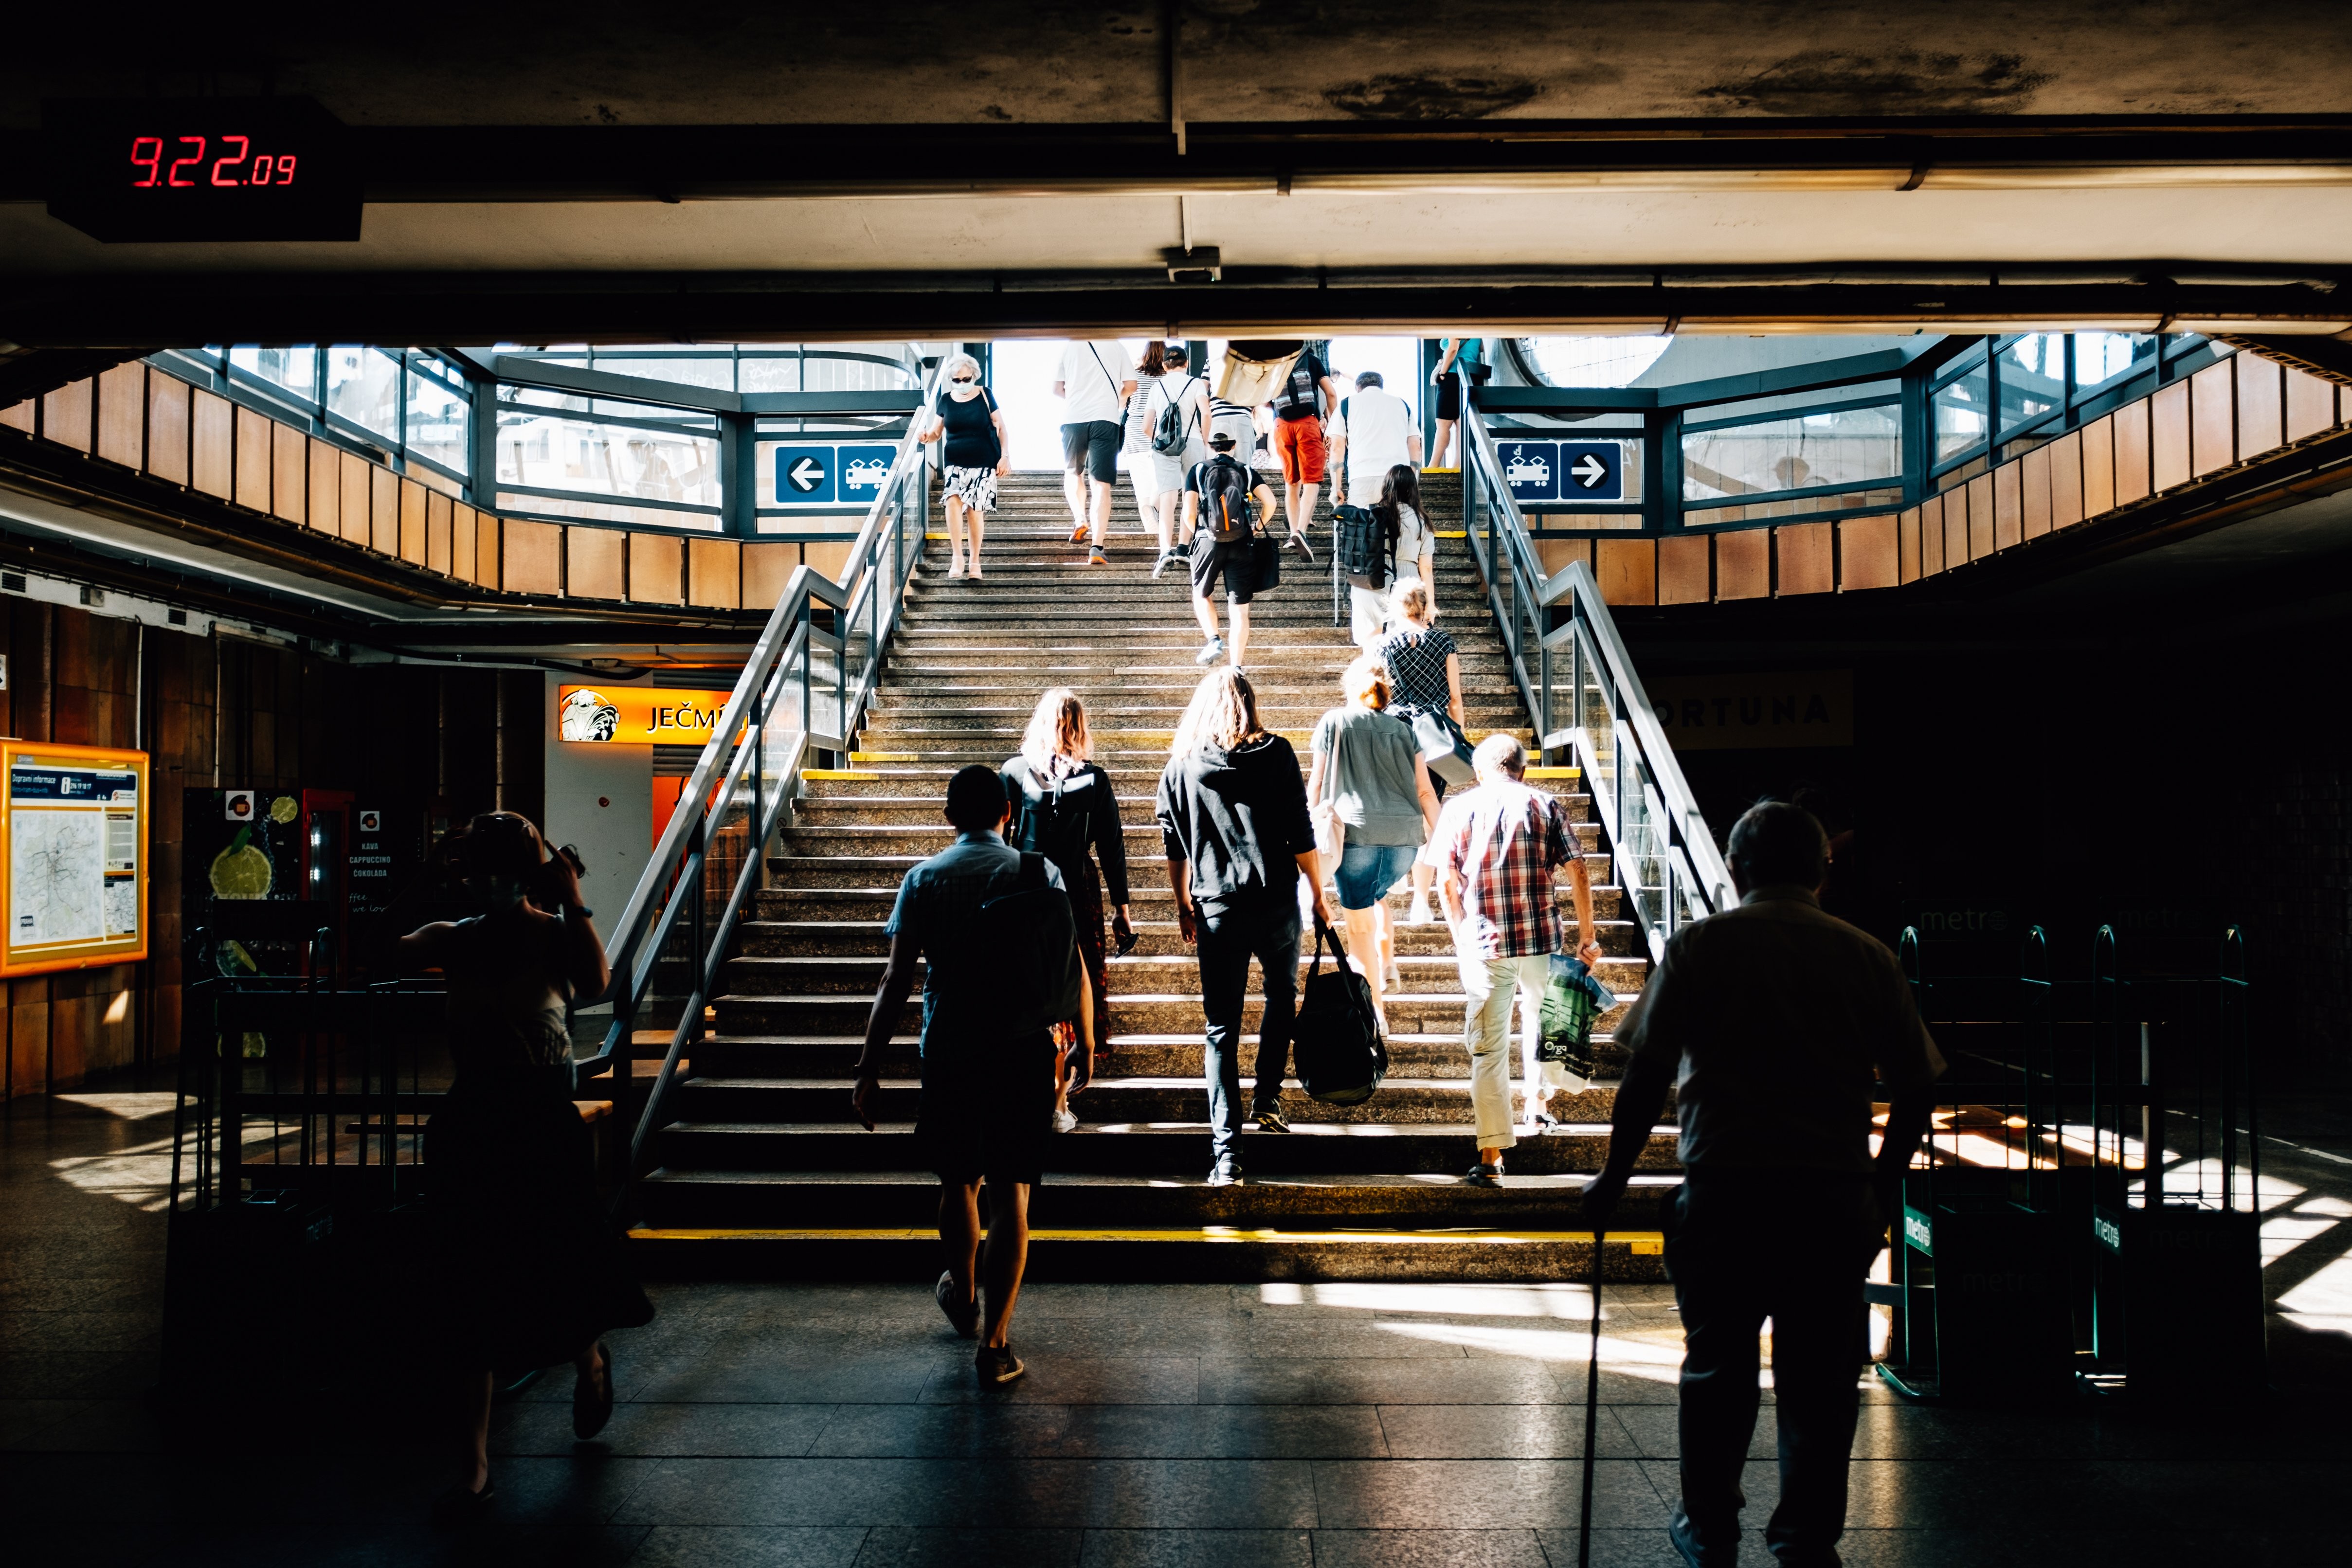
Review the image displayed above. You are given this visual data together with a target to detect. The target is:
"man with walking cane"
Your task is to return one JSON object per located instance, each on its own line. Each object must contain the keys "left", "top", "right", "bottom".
{"left": 1581, "top": 801, "right": 1944, "bottom": 1568}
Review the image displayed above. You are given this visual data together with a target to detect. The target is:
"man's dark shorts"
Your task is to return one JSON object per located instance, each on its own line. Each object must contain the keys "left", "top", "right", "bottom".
{"left": 1190, "top": 535, "right": 1256, "bottom": 605}
{"left": 1061, "top": 419, "right": 1122, "bottom": 485}
{"left": 916, "top": 1029, "right": 1058, "bottom": 1188}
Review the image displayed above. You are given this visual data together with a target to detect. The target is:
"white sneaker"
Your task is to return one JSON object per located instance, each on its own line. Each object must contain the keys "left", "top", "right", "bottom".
{"left": 1196, "top": 636, "right": 1226, "bottom": 665}
{"left": 1052, "top": 1107, "right": 1079, "bottom": 1135}
{"left": 1385, "top": 961, "right": 1402, "bottom": 990}
{"left": 1406, "top": 895, "right": 1432, "bottom": 926}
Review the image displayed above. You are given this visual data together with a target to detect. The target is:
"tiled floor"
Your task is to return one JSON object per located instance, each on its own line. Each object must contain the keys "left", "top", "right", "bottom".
{"left": 8, "top": 1084, "right": 2352, "bottom": 1567}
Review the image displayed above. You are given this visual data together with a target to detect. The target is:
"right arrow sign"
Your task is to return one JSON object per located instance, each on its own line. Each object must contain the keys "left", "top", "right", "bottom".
{"left": 1559, "top": 441, "right": 1623, "bottom": 501}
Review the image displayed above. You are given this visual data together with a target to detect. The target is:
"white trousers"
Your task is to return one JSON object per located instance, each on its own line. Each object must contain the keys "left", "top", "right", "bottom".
{"left": 1459, "top": 951, "right": 1552, "bottom": 1152}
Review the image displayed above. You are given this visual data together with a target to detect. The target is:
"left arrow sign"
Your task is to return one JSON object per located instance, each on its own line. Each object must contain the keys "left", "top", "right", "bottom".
{"left": 788, "top": 456, "right": 826, "bottom": 492}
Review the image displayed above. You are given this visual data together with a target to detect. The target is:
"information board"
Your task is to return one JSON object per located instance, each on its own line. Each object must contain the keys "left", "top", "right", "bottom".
{"left": 0, "top": 742, "right": 149, "bottom": 976}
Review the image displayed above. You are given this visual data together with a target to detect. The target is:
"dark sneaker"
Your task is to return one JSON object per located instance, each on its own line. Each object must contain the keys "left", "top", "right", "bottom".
{"left": 1667, "top": 1508, "right": 1740, "bottom": 1567}
{"left": 1153, "top": 551, "right": 1180, "bottom": 581}
{"left": 1206, "top": 1159, "right": 1244, "bottom": 1188}
{"left": 1252, "top": 1106, "right": 1291, "bottom": 1133}
{"left": 1088, "top": 549, "right": 1111, "bottom": 567}
{"left": 1068, "top": 521, "right": 1089, "bottom": 543}
{"left": 1287, "top": 531, "right": 1315, "bottom": 562}
{"left": 976, "top": 1343, "right": 1026, "bottom": 1385}
{"left": 935, "top": 1269, "right": 979, "bottom": 1339}
{"left": 1463, "top": 1163, "right": 1502, "bottom": 1188}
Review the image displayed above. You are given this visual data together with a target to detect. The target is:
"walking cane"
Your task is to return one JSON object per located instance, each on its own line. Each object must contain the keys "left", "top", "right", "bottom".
{"left": 1578, "top": 1228, "right": 1606, "bottom": 1568}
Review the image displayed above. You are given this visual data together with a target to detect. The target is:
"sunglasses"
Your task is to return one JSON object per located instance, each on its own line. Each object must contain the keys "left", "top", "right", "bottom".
{"left": 950, "top": 376, "right": 977, "bottom": 383}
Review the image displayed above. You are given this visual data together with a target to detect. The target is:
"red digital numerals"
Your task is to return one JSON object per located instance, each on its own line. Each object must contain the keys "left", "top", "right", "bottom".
{"left": 129, "top": 134, "right": 296, "bottom": 189}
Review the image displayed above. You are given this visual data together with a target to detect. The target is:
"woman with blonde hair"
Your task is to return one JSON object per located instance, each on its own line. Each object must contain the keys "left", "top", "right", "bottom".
{"left": 1379, "top": 579, "right": 1469, "bottom": 924}
{"left": 1002, "top": 687, "right": 1132, "bottom": 1131}
{"left": 916, "top": 350, "right": 1010, "bottom": 579}
{"left": 1306, "top": 654, "right": 1439, "bottom": 1027}
{"left": 1155, "top": 668, "right": 1330, "bottom": 1182}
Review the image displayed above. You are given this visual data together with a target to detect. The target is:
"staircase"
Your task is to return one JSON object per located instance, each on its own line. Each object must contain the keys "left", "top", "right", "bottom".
{"left": 633, "top": 471, "right": 1682, "bottom": 1281}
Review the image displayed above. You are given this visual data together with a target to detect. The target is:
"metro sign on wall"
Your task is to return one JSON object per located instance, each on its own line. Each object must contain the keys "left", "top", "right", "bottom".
{"left": 761, "top": 443, "right": 899, "bottom": 507}
{"left": 1497, "top": 440, "right": 1624, "bottom": 504}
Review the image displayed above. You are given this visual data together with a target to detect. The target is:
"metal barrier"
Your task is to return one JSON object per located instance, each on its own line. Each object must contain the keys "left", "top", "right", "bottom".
{"left": 1459, "top": 398, "right": 1736, "bottom": 961}
{"left": 590, "top": 355, "right": 948, "bottom": 1187}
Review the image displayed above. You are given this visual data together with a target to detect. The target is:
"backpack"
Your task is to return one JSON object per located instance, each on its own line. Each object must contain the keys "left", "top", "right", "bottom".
{"left": 1334, "top": 504, "right": 1391, "bottom": 592}
{"left": 1272, "top": 352, "right": 1323, "bottom": 419}
{"left": 1152, "top": 377, "right": 1199, "bottom": 456}
{"left": 1002, "top": 764, "right": 1097, "bottom": 880}
{"left": 1198, "top": 456, "right": 1257, "bottom": 542}
{"left": 977, "top": 852, "right": 1085, "bottom": 1035}
{"left": 1292, "top": 918, "right": 1387, "bottom": 1104}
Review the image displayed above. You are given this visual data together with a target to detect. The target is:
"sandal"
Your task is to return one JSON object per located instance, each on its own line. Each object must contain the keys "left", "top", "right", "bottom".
{"left": 573, "top": 1340, "right": 615, "bottom": 1439}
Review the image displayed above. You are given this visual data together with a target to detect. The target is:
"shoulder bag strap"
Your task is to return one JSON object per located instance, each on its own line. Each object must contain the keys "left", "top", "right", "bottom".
{"left": 1094, "top": 344, "right": 1122, "bottom": 403}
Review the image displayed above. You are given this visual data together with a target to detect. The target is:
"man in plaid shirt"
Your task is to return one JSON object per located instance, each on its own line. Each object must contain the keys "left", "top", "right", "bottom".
{"left": 1434, "top": 734, "right": 1599, "bottom": 1185}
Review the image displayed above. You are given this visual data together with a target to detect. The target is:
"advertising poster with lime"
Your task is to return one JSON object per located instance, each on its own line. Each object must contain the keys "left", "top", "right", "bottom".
{"left": 186, "top": 789, "right": 302, "bottom": 1057}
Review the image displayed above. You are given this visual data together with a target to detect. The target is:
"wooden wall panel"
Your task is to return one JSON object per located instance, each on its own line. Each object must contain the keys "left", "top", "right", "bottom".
{"left": 1918, "top": 495, "right": 1945, "bottom": 576}
{"left": 629, "top": 533, "right": 685, "bottom": 604}
{"left": 425, "top": 492, "right": 453, "bottom": 574}
{"left": 307, "top": 439, "right": 340, "bottom": 534}
{"left": 2188, "top": 361, "right": 2234, "bottom": 480}
{"left": 194, "top": 391, "right": 236, "bottom": 499}
{"left": 452, "top": 505, "right": 479, "bottom": 584}
{"left": 233, "top": 407, "right": 272, "bottom": 512}
{"left": 688, "top": 538, "right": 743, "bottom": 609}
{"left": 1943, "top": 487, "right": 1970, "bottom": 567}
{"left": 337, "top": 451, "right": 368, "bottom": 544}
{"left": 42, "top": 378, "right": 93, "bottom": 452}
{"left": 742, "top": 542, "right": 798, "bottom": 609}
{"left": 2049, "top": 430, "right": 2085, "bottom": 529}
{"left": 1837, "top": 514, "right": 1898, "bottom": 592}
{"left": 398, "top": 480, "right": 428, "bottom": 566}
{"left": 2020, "top": 445, "right": 2053, "bottom": 540}
{"left": 804, "top": 541, "right": 855, "bottom": 584}
{"left": 95, "top": 364, "right": 145, "bottom": 468}
{"left": 146, "top": 374, "right": 190, "bottom": 486}
{"left": 2081, "top": 415, "right": 2116, "bottom": 517}
{"left": 369, "top": 466, "right": 398, "bottom": 555}
{"left": 1657, "top": 534, "right": 1710, "bottom": 604}
{"left": 1595, "top": 539, "right": 1656, "bottom": 606}
{"left": 270, "top": 423, "right": 307, "bottom": 525}
{"left": 1774, "top": 522, "right": 1832, "bottom": 596}
{"left": 0, "top": 400, "right": 31, "bottom": 433}
{"left": 1897, "top": 507, "right": 1921, "bottom": 583}
{"left": 2284, "top": 366, "right": 2337, "bottom": 444}
{"left": 2235, "top": 352, "right": 2284, "bottom": 460}
{"left": 2148, "top": 381, "right": 2189, "bottom": 493}
{"left": 1534, "top": 539, "right": 1591, "bottom": 578}
{"left": 1991, "top": 461, "right": 2023, "bottom": 551}
{"left": 1715, "top": 529, "right": 1769, "bottom": 600}
{"left": 504, "top": 520, "right": 562, "bottom": 595}
{"left": 567, "top": 528, "right": 626, "bottom": 600}
{"left": 1965, "top": 474, "right": 1994, "bottom": 559}
{"left": 2112, "top": 401, "right": 2152, "bottom": 505}
{"left": 475, "top": 516, "right": 502, "bottom": 590}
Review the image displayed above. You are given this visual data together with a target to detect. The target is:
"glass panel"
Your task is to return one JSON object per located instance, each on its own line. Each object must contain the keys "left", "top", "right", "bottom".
{"left": 495, "top": 393, "right": 723, "bottom": 513}
{"left": 2074, "top": 332, "right": 2157, "bottom": 394}
{"left": 326, "top": 347, "right": 401, "bottom": 442}
{"left": 493, "top": 493, "right": 721, "bottom": 530}
{"left": 1933, "top": 367, "right": 1990, "bottom": 465}
{"left": 1576, "top": 629, "right": 1614, "bottom": 820}
{"left": 588, "top": 351, "right": 737, "bottom": 393}
{"left": 1519, "top": 336, "right": 1673, "bottom": 388}
{"left": 1611, "top": 734, "right": 1664, "bottom": 935}
{"left": 1996, "top": 335, "right": 2064, "bottom": 434}
{"left": 404, "top": 365, "right": 470, "bottom": 475}
{"left": 797, "top": 345, "right": 920, "bottom": 393}
{"left": 228, "top": 345, "right": 317, "bottom": 402}
{"left": 1683, "top": 487, "right": 1903, "bottom": 526}
{"left": 737, "top": 355, "right": 802, "bottom": 394}
{"left": 1681, "top": 404, "right": 1900, "bottom": 504}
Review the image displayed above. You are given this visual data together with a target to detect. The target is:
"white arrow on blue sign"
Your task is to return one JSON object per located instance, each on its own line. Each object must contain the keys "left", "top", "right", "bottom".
{"left": 774, "top": 444, "right": 835, "bottom": 503}
{"left": 1560, "top": 441, "right": 1622, "bottom": 500}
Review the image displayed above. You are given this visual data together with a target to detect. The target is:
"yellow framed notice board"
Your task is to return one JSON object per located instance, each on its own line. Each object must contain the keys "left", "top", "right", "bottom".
{"left": 0, "top": 741, "right": 150, "bottom": 977}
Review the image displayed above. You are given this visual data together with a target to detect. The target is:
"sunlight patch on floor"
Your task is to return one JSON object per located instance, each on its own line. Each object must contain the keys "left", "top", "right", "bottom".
{"left": 49, "top": 1133, "right": 176, "bottom": 1211}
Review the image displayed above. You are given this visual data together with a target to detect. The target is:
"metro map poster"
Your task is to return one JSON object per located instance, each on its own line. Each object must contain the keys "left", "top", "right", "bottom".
{"left": 0, "top": 741, "right": 150, "bottom": 976}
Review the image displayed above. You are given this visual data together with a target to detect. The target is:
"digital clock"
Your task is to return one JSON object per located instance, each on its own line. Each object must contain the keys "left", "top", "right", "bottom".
{"left": 42, "top": 97, "right": 362, "bottom": 243}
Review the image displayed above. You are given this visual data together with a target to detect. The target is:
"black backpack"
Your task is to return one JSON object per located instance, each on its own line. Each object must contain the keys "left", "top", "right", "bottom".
{"left": 1291, "top": 919, "right": 1387, "bottom": 1104}
{"left": 1198, "top": 456, "right": 1257, "bottom": 541}
{"left": 1002, "top": 764, "right": 1097, "bottom": 879}
{"left": 1334, "top": 504, "right": 1391, "bottom": 592}
{"left": 977, "top": 852, "right": 1085, "bottom": 1035}
{"left": 1152, "top": 377, "right": 1199, "bottom": 456}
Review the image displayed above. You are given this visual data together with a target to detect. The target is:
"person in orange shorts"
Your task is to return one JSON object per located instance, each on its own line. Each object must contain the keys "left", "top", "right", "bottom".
{"left": 1265, "top": 343, "right": 1342, "bottom": 559}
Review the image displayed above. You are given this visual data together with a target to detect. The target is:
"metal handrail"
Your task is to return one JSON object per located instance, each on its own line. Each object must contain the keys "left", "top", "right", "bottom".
{"left": 1458, "top": 398, "right": 1737, "bottom": 961}
{"left": 587, "top": 347, "right": 946, "bottom": 1185}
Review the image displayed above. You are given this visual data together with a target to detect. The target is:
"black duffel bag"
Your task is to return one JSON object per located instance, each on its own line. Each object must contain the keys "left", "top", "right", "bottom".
{"left": 1292, "top": 917, "right": 1387, "bottom": 1105}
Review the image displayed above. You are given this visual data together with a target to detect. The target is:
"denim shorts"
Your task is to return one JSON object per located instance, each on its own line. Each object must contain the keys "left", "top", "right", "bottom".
{"left": 1335, "top": 841, "right": 1418, "bottom": 910}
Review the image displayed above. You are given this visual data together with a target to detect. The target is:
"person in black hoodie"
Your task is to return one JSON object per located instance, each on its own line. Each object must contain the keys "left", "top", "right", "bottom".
{"left": 1155, "top": 667, "right": 1330, "bottom": 1184}
{"left": 1002, "top": 687, "right": 1133, "bottom": 1132}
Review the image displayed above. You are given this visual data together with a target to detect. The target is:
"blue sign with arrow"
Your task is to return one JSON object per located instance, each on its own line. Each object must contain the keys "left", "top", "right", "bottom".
{"left": 1560, "top": 441, "right": 1623, "bottom": 501}
{"left": 774, "top": 444, "right": 835, "bottom": 504}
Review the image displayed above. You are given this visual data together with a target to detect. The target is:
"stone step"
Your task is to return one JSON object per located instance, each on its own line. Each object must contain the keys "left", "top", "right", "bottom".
{"left": 767, "top": 821, "right": 1599, "bottom": 861}
{"left": 652, "top": 1120, "right": 1681, "bottom": 1176}
{"left": 670, "top": 1075, "right": 1650, "bottom": 1126}
{"left": 721, "top": 949, "right": 1645, "bottom": 997}
{"left": 748, "top": 882, "right": 1628, "bottom": 921}
{"left": 636, "top": 1168, "right": 1679, "bottom": 1232}
{"left": 868, "top": 690, "right": 1528, "bottom": 713}
{"left": 684, "top": 1032, "right": 1634, "bottom": 1082}
{"left": 785, "top": 794, "right": 1589, "bottom": 828}
{"left": 707, "top": 990, "right": 1637, "bottom": 1039}
{"left": 761, "top": 850, "right": 1613, "bottom": 890}
{"left": 733, "top": 917, "right": 1640, "bottom": 959}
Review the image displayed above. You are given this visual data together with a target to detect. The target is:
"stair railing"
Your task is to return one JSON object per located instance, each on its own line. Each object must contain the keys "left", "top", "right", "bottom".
{"left": 586, "top": 356, "right": 947, "bottom": 1184}
{"left": 1458, "top": 399, "right": 1737, "bottom": 962}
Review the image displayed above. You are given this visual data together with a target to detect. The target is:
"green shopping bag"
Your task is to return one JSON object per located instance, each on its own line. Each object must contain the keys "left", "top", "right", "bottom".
{"left": 1537, "top": 954, "right": 1613, "bottom": 1091}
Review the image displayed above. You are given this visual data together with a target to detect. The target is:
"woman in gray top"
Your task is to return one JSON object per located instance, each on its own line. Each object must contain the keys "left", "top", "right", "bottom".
{"left": 1306, "top": 653, "right": 1440, "bottom": 1029}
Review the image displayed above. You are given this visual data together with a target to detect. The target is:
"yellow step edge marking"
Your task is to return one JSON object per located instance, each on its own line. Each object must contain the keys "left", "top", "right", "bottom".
{"left": 1523, "top": 767, "right": 1584, "bottom": 780}
{"left": 847, "top": 753, "right": 917, "bottom": 763}
{"left": 633, "top": 1226, "right": 1664, "bottom": 1253}
{"left": 1434, "top": 529, "right": 1469, "bottom": 538}
{"left": 803, "top": 769, "right": 881, "bottom": 781}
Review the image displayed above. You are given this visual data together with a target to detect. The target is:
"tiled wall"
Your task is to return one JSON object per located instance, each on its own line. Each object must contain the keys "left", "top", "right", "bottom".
{"left": 1531, "top": 350, "right": 2348, "bottom": 607}
{"left": 1, "top": 363, "right": 855, "bottom": 609}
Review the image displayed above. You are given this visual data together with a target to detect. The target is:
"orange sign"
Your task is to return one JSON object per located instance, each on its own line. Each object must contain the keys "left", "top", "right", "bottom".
{"left": 556, "top": 685, "right": 735, "bottom": 745}
{"left": 0, "top": 741, "right": 150, "bottom": 977}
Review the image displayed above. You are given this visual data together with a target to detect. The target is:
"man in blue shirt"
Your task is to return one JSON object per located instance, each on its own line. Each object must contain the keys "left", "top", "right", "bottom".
{"left": 852, "top": 765, "right": 1092, "bottom": 1386}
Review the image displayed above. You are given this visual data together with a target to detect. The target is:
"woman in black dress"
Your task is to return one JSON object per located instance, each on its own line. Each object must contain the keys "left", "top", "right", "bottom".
{"left": 917, "top": 350, "right": 1011, "bottom": 579}
{"left": 406, "top": 812, "right": 652, "bottom": 1523}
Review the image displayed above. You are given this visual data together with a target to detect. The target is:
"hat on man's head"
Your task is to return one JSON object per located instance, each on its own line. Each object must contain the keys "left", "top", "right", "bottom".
{"left": 944, "top": 764, "right": 1007, "bottom": 827}
{"left": 1208, "top": 432, "right": 1238, "bottom": 450}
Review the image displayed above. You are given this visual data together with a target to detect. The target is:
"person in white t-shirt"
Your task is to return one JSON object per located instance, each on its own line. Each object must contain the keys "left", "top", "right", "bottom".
{"left": 1328, "top": 371, "right": 1423, "bottom": 508}
{"left": 1053, "top": 340, "right": 1137, "bottom": 566}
